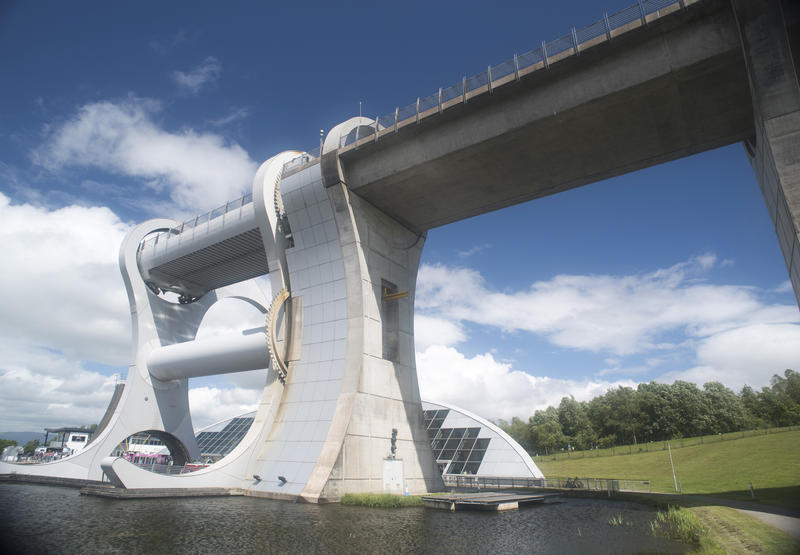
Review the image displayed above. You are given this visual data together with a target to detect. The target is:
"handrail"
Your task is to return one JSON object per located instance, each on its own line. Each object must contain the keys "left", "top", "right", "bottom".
{"left": 332, "top": 0, "right": 686, "bottom": 151}
{"left": 441, "top": 474, "right": 652, "bottom": 492}
{"left": 138, "top": 191, "right": 254, "bottom": 254}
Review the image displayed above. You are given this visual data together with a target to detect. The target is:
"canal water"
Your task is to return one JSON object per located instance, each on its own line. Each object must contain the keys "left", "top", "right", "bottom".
{"left": 0, "top": 484, "right": 687, "bottom": 554}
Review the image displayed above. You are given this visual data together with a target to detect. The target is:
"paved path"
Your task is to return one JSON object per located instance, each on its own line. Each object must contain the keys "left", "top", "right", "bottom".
{"left": 738, "top": 510, "right": 800, "bottom": 540}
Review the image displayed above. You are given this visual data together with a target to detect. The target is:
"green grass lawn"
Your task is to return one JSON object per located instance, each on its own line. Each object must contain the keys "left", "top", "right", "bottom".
{"left": 536, "top": 429, "right": 800, "bottom": 510}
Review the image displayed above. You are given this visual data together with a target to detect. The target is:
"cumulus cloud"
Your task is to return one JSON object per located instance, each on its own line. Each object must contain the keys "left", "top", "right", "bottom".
{"left": 0, "top": 343, "right": 120, "bottom": 430}
{"left": 0, "top": 195, "right": 131, "bottom": 430}
{"left": 414, "top": 314, "right": 465, "bottom": 350}
{"left": 0, "top": 193, "right": 131, "bottom": 364}
{"left": 34, "top": 96, "right": 258, "bottom": 212}
{"left": 172, "top": 57, "right": 221, "bottom": 94}
{"left": 417, "top": 345, "right": 636, "bottom": 420}
{"left": 659, "top": 323, "right": 800, "bottom": 390}
{"left": 416, "top": 255, "right": 799, "bottom": 356}
{"left": 414, "top": 254, "right": 800, "bottom": 419}
{"left": 188, "top": 386, "right": 261, "bottom": 429}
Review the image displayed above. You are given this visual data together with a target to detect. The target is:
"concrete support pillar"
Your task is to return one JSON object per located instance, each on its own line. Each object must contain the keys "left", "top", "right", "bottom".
{"left": 305, "top": 181, "right": 442, "bottom": 499}
{"left": 733, "top": 0, "right": 800, "bottom": 307}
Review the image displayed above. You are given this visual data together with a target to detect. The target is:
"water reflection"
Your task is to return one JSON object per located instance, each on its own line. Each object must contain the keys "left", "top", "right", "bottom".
{"left": 0, "top": 484, "right": 687, "bottom": 553}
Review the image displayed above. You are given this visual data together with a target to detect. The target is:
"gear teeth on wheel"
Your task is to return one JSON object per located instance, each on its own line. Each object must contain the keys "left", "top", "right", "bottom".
{"left": 266, "top": 287, "right": 290, "bottom": 384}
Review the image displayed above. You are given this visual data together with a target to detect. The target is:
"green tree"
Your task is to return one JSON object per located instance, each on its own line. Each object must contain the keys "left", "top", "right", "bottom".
{"left": 603, "top": 386, "right": 644, "bottom": 445}
{"left": 758, "top": 385, "right": 800, "bottom": 426}
{"left": 497, "top": 417, "right": 533, "bottom": 453}
{"left": 0, "top": 438, "right": 18, "bottom": 452}
{"left": 530, "top": 406, "right": 566, "bottom": 455}
{"left": 668, "top": 381, "right": 713, "bottom": 437}
{"left": 702, "top": 381, "right": 745, "bottom": 433}
{"left": 740, "top": 385, "right": 770, "bottom": 428}
{"left": 557, "top": 396, "right": 596, "bottom": 450}
{"left": 22, "top": 439, "right": 40, "bottom": 455}
{"left": 637, "top": 382, "right": 679, "bottom": 440}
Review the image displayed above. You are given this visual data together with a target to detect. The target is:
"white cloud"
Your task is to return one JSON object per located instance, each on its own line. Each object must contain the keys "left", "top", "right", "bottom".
{"left": 195, "top": 283, "right": 272, "bottom": 340}
{"left": 458, "top": 243, "right": 490, "bottom": 258}
{"left": 172, "top": 57, "right": 221, "bottom": 94}
{"left": 416, "top": 345, "right": 636, "bottom": 421}
{"left": 0, "top": 193, "right": 131, "bottom": 364}
{"left": 188, "top": 386, "right": 260, "bottom": 430}
{"left": 0, "top": 195, "right": 131, "bottom": 430}
{"left": 210, "top": 107, "right": 250, "bottom": 127}
{"left": 776, "top": 280, "right": 794, "bottom": 294}
{"left": 414, "top": 314, "right": 465, "bottom": 350}
{"left": 0, "top": 344, "right": 120, "bottom": 431}
{"left": 34, "top": 96, "right": 258, "bottom": 212}
{"left": 659, "top": 323, "right": 800, "bottom": 390}
{"left": 414, "top": 254, "right": 800, "bottom": 418}
{"left": 416, "top": 255, "right": 799, "bottom": 356}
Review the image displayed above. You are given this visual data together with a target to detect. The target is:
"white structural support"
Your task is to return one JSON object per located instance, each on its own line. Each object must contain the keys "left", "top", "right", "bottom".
{"left": 0, "top": 121, "right": 441, "bottom": 500}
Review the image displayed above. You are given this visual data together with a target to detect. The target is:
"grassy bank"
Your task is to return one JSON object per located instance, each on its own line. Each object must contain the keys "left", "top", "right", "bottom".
{"left": 649, "top": 505, "right": 799, "bottom": 554}
{"left": 340, "top": 493, "right": 423, "bottom": 508}
{"left": 536, "top": 429, "right": 800, "bottom": 510}
{"left": 690, "top": 506, "right": 799, "bottom": 554}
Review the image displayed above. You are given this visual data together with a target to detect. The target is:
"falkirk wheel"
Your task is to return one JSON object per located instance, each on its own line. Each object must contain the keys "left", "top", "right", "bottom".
{"left": 0, "top": 118, "right": 443, "bottom": 501}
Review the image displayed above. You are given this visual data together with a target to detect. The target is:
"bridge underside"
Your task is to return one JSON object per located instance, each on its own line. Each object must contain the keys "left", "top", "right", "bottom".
{"left": 145, "top": 228, "right": 269, "bottom": 297}
{"left": 340, "top": 0, "right": 754, "bottom": 232}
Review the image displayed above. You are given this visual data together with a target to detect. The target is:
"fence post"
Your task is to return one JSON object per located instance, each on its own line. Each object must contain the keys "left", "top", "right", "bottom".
{"left": 514, "top": 53, "right": 520, "bottom": 80}
{"left": 638, "top": 0, "right": 647, "bottom": 25}
{"left": 571, "top": 27, "right": 579, "bottom": 55}
{"left": 438, "top": 87, "right": 443, "bottom": 114}
{"left": 487, "top": 65, "right": 493, "bottom": 93}
{"left": 394, "top": 107, "right": 399, "bottom": 132}
{"left": 415, "top": 97, "right": 420, "bottom": 123}
{"left": 462, "top": 76, "right": 467, "bottom": 103}
{"left": 603, "top": 13, "right": 612, "bottom": 41}
{"left": 542, "top": 41, "right": 549, "bottom": 69}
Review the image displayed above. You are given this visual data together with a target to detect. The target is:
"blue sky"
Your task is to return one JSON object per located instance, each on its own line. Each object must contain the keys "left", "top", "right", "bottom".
{"left": 1, "top": 0, "right": 798, "bottom": 431}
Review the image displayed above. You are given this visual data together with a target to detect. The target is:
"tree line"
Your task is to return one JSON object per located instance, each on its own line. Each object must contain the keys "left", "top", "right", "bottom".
{"left": 0, "top": 438, "right": 40, "bottom": 456}
{"left": 498, "top": 369, "right": 800, "bottom": 455}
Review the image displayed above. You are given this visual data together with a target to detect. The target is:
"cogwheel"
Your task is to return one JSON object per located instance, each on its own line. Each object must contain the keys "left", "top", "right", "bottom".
{"left": 266, "top": 287, "right": 290, "bottom": 384}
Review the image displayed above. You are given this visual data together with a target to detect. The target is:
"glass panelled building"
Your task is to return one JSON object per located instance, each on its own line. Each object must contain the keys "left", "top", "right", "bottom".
{"left": 195, "top": 416, "right": 254, "bottom": 461}
{"left": 192, "top": 400, "right": 543, "bottom": 479}
{"left": 422, "top": 400, "right": 543, "bottom": 479}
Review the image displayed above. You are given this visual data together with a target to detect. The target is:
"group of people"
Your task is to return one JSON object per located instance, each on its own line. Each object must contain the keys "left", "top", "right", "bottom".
{"left": 33, "top": 447, "right": 72, "bottom": 462}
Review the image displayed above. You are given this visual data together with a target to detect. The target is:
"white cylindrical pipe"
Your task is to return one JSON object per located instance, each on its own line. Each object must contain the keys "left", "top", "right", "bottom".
{"left": 147, "top": 331, "right": 269, "bottom": 381}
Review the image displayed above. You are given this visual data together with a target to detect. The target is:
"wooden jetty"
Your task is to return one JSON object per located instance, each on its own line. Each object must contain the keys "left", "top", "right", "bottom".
{"left": 421, "top": 491, "right": 559, "bottom": 511}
